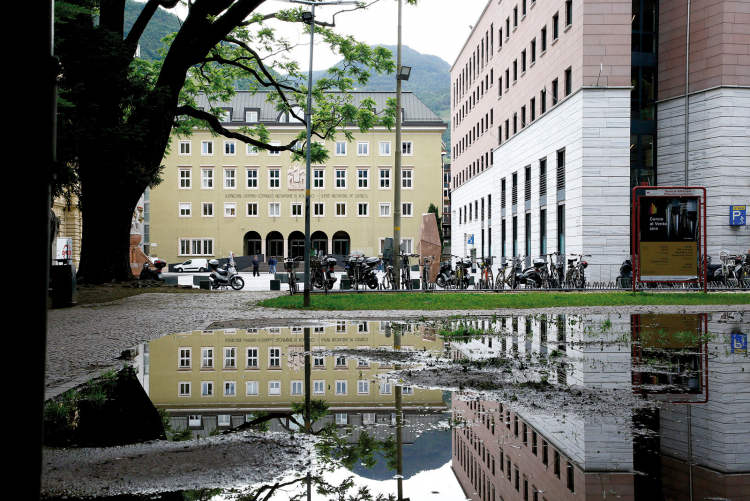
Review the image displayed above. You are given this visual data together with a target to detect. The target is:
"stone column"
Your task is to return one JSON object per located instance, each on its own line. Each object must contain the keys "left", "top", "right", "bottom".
{"left": 283, "top": 238, "right": 289, "bottom": 258}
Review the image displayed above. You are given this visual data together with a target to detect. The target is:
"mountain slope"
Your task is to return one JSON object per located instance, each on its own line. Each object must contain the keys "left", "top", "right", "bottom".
{"left": 123, "top": 0, "right": 182, "bottom": 61}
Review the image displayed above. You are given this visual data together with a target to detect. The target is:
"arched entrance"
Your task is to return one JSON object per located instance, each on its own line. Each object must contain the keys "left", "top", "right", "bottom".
{"left": 244, "top": 231, "right": 261, "bottom": 256}
{"left": 332, "top": 231, "right": 350, "bottom": 256}
{"left": 266, "top": 231, "right": 284, "bottom": 258}
{"left": 311, "top": 231, "right": 328, "bottom": 256}
{"left": 288, "top": 231, "right": 305, "bottom": 258}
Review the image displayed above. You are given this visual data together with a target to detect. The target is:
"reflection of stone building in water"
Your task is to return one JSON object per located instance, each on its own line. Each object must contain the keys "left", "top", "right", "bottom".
{"left": 139, "top": 321, "right": 447, "bottom": 438}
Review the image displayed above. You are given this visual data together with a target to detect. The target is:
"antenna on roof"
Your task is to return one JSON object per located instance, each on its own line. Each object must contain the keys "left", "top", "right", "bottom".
{"left": 596, "top": 61, "right": 603, "bottom": 87}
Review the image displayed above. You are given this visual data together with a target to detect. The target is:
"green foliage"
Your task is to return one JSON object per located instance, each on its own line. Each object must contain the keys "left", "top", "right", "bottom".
{"left": 428, "top": 203, "right": 444, "bottom": 248}
{"left": 171, "top": 427, "right": 194, "bottom": 441}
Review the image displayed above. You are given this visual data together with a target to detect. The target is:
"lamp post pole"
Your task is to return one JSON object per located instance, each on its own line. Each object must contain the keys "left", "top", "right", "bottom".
{"left": 303, "top": 3, "right": 316, "bottom": 307}
{"left": 393, "top": 0, "right": 403, "bottom": 289}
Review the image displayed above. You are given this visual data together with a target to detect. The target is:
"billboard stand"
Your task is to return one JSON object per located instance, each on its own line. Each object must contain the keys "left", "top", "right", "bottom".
{"left": 632, "top": 186, "right": 707, "bottom": 292}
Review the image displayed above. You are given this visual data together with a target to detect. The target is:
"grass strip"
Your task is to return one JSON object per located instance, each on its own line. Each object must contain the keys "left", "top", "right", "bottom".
{"left": 258, "top": 292, "right": 750, "bottom": 311}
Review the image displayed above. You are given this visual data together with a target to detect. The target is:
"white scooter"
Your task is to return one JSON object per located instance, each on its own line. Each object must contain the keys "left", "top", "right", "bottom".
{"left": 208, "top": 257, "right": 245, "bottom": 290}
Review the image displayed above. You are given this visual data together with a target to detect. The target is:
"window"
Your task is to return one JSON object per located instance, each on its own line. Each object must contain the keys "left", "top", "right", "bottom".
{"left": 335, "top": 413, "right": 348, "bottom": 425}
{"left": 402, "top": 202, "right": 413, "bottom": 217}
{"left": 379, "top": 168, "right": 391, "bottom": 189}
{"left": 179, "top": 347, "right": 191, "bottom": 368}
{"left": 224, "top": 202, "right": 236, "bottom": 217}
{"left": 513, "top": 59, "right": 518, "bottom": 82}
{"left": 402, "top": 169, "right": 413, "bottom": 188}
{"left": 335, "top": 141, "right": 347, "bottom": 156}
{"left": 513, "top": 5, "right": 518, "bottom": 27}
{"left": 224, "top": 141, "right": 236, "bottom": 156}
{"left": 202, "top": 169, "right": 214, "bottom": 189}
{"left": 357, "top": 142, "right": 369, "bottom": 156}
{"left": 313, "top": 168, "right": 324, "bottom": 188}
{"left": 224, "top": 381, "right": 236, "bottom": 396}
{"left": 179, "top": 141, "right": 191, "bottom": 155}
{"left": 245, "top": 110, "right": 258, "bottom": 122}
{"left": 522, "top": 50, "right": 526, "bottom": 73}
{"left": 292, "top": 381, "right": 303, "bottom": 395}
{"left": 247, "top": 144, "right": 259, "bottom": 156}
{"left": 565, "top": 67, "right": 572, "bottom": 96}
{"left": 565, "top": 0, "right": 572, "bottom": 26}
{"left": 380, "top": 382, "right": 392, "bottom": 395}
{"left": 358, "top": 169, "right": 369, "bottom": 188}
{"left": 269, "top": 169, "right": 280, "bottom": 189}
{"left": 313, "top": 380, "right": 325, "bottom": 395}
{"left": 541, "top": 88, "right": 547, "bottom": 114}
{"left": 179, "top": 169, "right": 192, "bottom": 189}
{"left": 179, "top": 203, "right": 191, "bottom": 217}
{"left": 541, "top": 26, "right": 547, "bottom": 52}
{"left": 246, "top": 347, "right": 259, "bottom": 368}
{"left": 202, "top": 347, "right": 214, "bottom": 368}
{"left": 179, "top": 239, "right": 214, "bottom": 256}
{"left": 531, "top": 39, "right": 536, "bottom": 64}
{"left": 358, "top": 380, "right": 370, "bottom": 394}
{"left": 336, "top": 202, "right": 347, "bottom": 217}
{"left": 269, "top": 347, "right": 281, "bottom": 367}
{"left": 178, "top": 382, "right": 191, "bottom": 396}
{"left": 335, "top": 169, "right": 347, "bottom": 189}
{"left": 269, "top": 202, "right": 280, "bottom": 218}
{"left": 268, "top": 141, "right": 281, "bottom": 156}
{"left": 291, "top": 203, "right": 302, "bottom": 217}
{"left": 201, "top": 140, "right": 213, "bottom": 155}
{"left": 269, "top": 381, "right": 281, "bottom": 395}
{"left": 224, "top": 168, "right": 236, "bottom": 189}
{"left": 314, "top": 202, "right": 325, "bottom": 216}
{"left": 246, "top": 202, "right": 258, "bottom": 217}
{"left": 358, "top": 203, "right": 369, "bottom": 217}
{"left": 401, "top": 141, "right": 413, "bottom": 155}
{"left": 531, "top": 98, "right": 536, "bottom": 121}
{"left": 224, "top": 347, "right": 236, "bottom": 369}
{"left": 220, "top": 109, "right": 230, "bottom": 122}
{"left": 335, "top": 380, "right": 347, "bottom": 395}
{"left": 246, "top": 381, "right": 259, "bottom": 396}
{"left": 246, "top": 168, "right": 258, "bottom": 188}
{"left": 552, "top": 79, "right": 559, "bottom": 105}
{"left": 553, "top": 12, "right": 559, "bottom": 40}
{"left": 380, "top": 203, "right": 391, "bottom": 217}
{"left": 379, "top": 141, "right": 391, "bottom": 156}
{"left": 201, "top": 381, "right": 213, "bottom": 396}
{"left": 557, "top": 204, "right": 566, "bottom": 254}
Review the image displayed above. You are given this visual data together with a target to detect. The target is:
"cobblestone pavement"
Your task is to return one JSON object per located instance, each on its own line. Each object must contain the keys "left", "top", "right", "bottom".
{"left": 46, "top": 289, "right": 749, "bottom": 399}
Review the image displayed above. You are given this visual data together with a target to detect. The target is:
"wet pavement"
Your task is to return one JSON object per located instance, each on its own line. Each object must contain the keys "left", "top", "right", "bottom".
{"left": 43, "top": 308, "right": 750, "bottom": 501}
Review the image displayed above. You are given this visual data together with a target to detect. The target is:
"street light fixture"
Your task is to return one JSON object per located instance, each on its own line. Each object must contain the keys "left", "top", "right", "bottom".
{"left": 396, "top": 65, "right": 411, "bottom": 81}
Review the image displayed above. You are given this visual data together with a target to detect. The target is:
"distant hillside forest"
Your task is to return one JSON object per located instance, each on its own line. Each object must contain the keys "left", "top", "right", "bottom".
{"left": 124, "top": 1, "right": 451, "bottom": 151}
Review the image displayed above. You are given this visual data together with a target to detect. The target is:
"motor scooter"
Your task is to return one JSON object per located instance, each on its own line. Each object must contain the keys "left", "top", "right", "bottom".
{"left": 208, "top": 258, "right": 245, "bottom": 290}
{"left": 139, "top": 260, "right": 166, "bottom": 281}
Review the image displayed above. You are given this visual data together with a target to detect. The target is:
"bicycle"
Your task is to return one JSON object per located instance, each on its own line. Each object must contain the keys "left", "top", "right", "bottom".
{"left": 421, "top": 255, "right": 435, "bottom": 290}
{"left": 399, "top": 253, "right": 420, "bottom": 289}
{"left": 540, "top": 252, "right": 562, "bottom": 289}
{"left": 477, "top": 256, "right": 495, "bottom": 290}
{"left": 564, "top": 254, "right": 590, "bottom": 289}
{"left": 382, "top": 259, "right": 395, "bottom": 289}
{"left": 452, "top": 255, "right": 472, "bottom": 290}
{"left": 284, "top": 257, "right": 301, "bottom": 295}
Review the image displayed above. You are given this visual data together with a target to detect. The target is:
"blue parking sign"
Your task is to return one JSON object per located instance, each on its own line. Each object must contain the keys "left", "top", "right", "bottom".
{"left": 731, "top": 333, "right": 747, "bottom": 354}
{"left": 467, "top": 234, "right": 474, "bottom": 245}
{"left": 729, "top": 206, "right": 746, "bottom": 226}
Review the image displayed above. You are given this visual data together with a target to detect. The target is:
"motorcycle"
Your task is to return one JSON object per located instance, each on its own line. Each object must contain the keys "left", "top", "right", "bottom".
{"left": 139, "top": 259, "right": 166, "bottom": 281}
{"left": 312, "top": 254, "right": 338, "bottom": 290}
{"left": 436, "top": 257, "right": 471, "bottom": 289}
{"left": 344, "top": 252, "right": 379, "bottom": 289}
{"left": 616, "top": 258, "right": 632, "bottom": 288}
{"left": 208, "top": 258, "right": 245, "bottom": 290}
{"left": 512, "top": 256, "right": 544, "bottom": 288}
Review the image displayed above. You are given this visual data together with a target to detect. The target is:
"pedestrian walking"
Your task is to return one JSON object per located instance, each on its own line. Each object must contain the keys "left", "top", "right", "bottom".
{"left": 252, "top": 255, "right": 260, "bottom": 277}
{"left": 269, "top": 256, "right": 277, "bottom": 274}
{"left": 378, "top": 255, "right": 384, "bottom": 272}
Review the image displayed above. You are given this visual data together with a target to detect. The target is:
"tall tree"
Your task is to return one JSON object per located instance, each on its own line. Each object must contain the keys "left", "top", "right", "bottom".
{"left": 55, "top": 0, "right": 408, "bottom": 283}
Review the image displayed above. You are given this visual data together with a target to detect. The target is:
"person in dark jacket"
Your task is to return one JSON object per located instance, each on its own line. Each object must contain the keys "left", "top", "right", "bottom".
{"left": 252, "top": 256, "right": 260, "bottom": 277}
{"left": 269, "top": 257, "right": 277, "bottom": 274}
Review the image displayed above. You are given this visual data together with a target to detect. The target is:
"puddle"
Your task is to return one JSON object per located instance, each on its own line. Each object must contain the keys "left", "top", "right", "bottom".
{"left": 43, "top": 312, "right": 749, "bottom": 500}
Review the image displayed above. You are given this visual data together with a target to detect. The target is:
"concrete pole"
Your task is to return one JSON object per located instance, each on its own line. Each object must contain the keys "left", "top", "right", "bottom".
{"left": 393, "top": 0, "right": 403, "bottom": 289}
{"left": 303, "top": 4, "right": 316, "bottom": 306}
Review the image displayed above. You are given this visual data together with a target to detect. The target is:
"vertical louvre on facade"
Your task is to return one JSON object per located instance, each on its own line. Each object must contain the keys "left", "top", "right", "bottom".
{"left": 501, "top": 179, "right": 507, "bottom": 209}
{"left": 539, "top": 159, "right": 547, "bottom": 196}
{"left": 524, "top": 166, "right": 531, "bottom": 202}
{"left": 556, "top": 149, "right": 565, "bottom": 191}
{"left": 512, "top": 173, "right": 518, "bottom": 206}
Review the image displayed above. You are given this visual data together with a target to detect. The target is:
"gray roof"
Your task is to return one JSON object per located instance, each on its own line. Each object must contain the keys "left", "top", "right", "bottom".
{"left": 196, "top": 91, "right": 444, "bottom": 125}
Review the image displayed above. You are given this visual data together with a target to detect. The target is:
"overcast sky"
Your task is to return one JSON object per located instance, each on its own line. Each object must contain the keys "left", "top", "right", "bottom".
{"left": 169, "top": 0, "right": 488, "bottom": 71}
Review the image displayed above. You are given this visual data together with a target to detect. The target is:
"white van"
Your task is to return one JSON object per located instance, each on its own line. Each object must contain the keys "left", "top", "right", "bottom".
{"left": 173, "top": 258, "right": 209, "bottom": 273}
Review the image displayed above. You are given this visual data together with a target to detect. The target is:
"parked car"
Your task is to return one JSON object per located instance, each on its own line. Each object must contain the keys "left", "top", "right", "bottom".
{"left": 173, "top": 258, "right": 209, "bottom": 273}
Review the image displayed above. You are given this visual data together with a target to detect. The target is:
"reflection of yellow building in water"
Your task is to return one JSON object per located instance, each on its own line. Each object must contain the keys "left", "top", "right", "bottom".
{"left": 141, "top": 321, "right": 446, "bottom": 435}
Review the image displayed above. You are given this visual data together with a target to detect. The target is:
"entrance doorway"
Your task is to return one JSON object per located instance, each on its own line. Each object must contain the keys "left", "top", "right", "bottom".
{"left": 244, "top": 231, "right": 261, "bottom": 256}
{"left": 288, "top": 231, "right": 305, "bottom": 258}
{"left": 266, "top": 231, "right": 284, "bottom": 258}
{"left": 311, "top": 231, "right": 328, "bottom": 256}
{"left": 332, "top": 231, "right": 350, "bottom": 256}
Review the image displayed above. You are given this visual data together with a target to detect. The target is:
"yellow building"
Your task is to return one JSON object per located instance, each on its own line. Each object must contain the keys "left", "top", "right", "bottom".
{"left": 149, "top": 91, "right": 446, "bottom": 263}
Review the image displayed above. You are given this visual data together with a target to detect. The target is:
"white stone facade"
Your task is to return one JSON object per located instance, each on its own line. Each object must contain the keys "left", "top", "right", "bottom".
{"left": 657, "top": 86, "right": 750, "bottom": 257}
{"left": 451, "top": 87, "right": 632, "bottom": 283}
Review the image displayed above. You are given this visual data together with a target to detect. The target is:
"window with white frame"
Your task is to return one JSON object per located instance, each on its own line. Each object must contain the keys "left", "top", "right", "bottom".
{"left": 224, "top": 141, "right": 236, "bottom": 155}
{"left": 401, "top": 238, "right": 413, "bottom": 253}
{"left": 402, "top": 141, "right": 413, "bottom": 155}
{"left": 269, "top": 347, "right": 281, "bottom": 367}
{"left": 188, "top": 414, "right": 201, "bottom": 426}
{"left": 335, "top": 141, "right": 347, "bottom": 156}
{"left": 224, "top": 168, "right": 236, "bottom": 188}
{"left": 247, "top": 202, "right": 258, "bottom": 217}
{"left": 335, "top": 413, "right": 348, "bottom": 425}
{"left": 179, "top": 203, "right": 191, "bottom": 217}
{"left": 402, "top": 169, "right": 413, "bottom": 188}
{"left": 218, "top": 414, "right": 231, "bottom": 427}
{"left": 313, "top": 353, "right": 325, "bottom": 368}
{"left": 335, "top": 352, "right": 346, "bottom": 366}
{"left": 335, "top": 380, "right": 347, "bottom": 395}
{"left": 201, "top": 347, "right": 214, "bottom": 368}
{"left": 358, "top": 202, "right": 369, "bottom": 217}
{"left": 224, "top": 347, "right": 237, "bottom": 369}
{"left": 291, "top": 380, "right": 303, "bottom": 395}
{"left": 357, "top": 169, "right": 369, "bottom": 188}
{"left": 179, "top": 141, "right": 191, "bottom": 155}
{"left": 268, "top": 380, "right": 281, "bottom": 395}
{"left": 179, "top": 238, "right": 214, "bottom": 256}
{"left": 336, "top": 202, "right": 347, "bottom": 217}
{"left": 224, "top": 202, "right": 236, "bottom": 217}
{"left": 291, "top": 203, "right": 302, "bottom": 217}
{"left": 335, "top": 169, "right": 347, "bottom": 189}
{"left": 402, "top": 202, "right": 413, "bottom": 217}
{"left": 357, "top": 141, "right": 369, "bottom": 156}
{"left": 269, "top": 202, "right": 280, "bottom": 218}
{"left": 201, "top": 140, "right": 214, "bottom": 155}
{"left": 178, "top": 382, "right": 191, "bottom": 396}
{"left": 201, "top": 381, "right": 213, "bottom": 396}
{"left": 380, "top": 382, "right": 392, "bottom": 395}
{"left": 268, "top": 141, "right": 281, "bottom": 156}
{"left": 379, "top": 141, "right": 391, "bottom": 156}
{"left": 224, "top": 381, "right": 236, "bottom": 396}
{"left": 179, "top": 168, "right": 191, "bottom": 189}
{"left": 363, "top": 412, "right": 376, "bottom": 424}
{"left": 379, "top": 168, "right": 391, "bottom": 188}
{"left": 245, "top": 110, "right": 259, "bottom": 122}
{"left": 202, "top": 202, "right": 213, "bottom": 217}
{"left": 220, "top": 109, "right": 230, "bottom": 122}
{"left": 179, "top": 347, "right": 191, "bottom": 368}
{"left": 246, "top": 168, "right": 258, "bottom": 188}
{"left": 246, "top": 381, "right": 259, "bottom": 396}
{"left": 247, "top": 144, "right": 259, "bottom": 156}
{"left": 313, "top": 380, "right": 325, "bottom": 394}
{"left": 336, "top": 321, "right": 347, "bottom": 333}
{"left": 313, "top": 168, "right": 325, "bottom": 188}
{"left": 269, "top": 169, "right": 280, "bottom": 189}
{"left": 202, "top": 168, "right": 214, "bottom": 189}
{"left": 246, "top": 347, "right": 259, "bottom": 368}
{"left": 358, "top": 380, "right": 370, "bottom": 394}
{"left": 380, "top": 203, "right": 391, "bottom": 217}
{"left": 314, "top": 202, "right": 325, "bottom": 216}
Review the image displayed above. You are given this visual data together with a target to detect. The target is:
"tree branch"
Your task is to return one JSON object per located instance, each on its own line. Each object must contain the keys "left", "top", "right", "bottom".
{"left": 123, "top": 0, "right": 160, "bottom": 52}
{"left": 201, "top": 55, "right": 300, "bottom": 94}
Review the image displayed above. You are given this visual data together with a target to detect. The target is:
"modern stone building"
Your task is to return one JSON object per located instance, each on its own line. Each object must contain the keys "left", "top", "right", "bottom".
{"left": 449, "top": 0, "right": 749, "bottom": 282}
{"left": 149, "top": 91, "right": 446, "bottom": 265}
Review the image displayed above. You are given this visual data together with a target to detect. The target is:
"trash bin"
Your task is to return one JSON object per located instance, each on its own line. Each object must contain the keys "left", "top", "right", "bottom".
{"left": 51, "top": 260, "right": 77, "bottom": 308}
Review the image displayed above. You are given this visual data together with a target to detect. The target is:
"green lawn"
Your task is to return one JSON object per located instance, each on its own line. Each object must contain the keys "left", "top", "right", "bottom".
{"left": 258, "top": 292, "right": 750, "bottom": 311}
